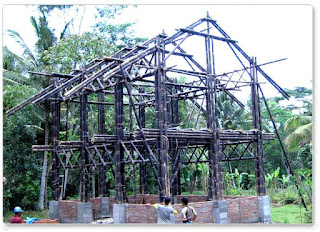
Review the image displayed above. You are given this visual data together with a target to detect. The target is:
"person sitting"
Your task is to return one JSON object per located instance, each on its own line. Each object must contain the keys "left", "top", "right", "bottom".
{"left": 181, "top": 197, "right": 197, "bottom": 224}
{"left": 10, "top": 206, "right": 23, "bottom": 223}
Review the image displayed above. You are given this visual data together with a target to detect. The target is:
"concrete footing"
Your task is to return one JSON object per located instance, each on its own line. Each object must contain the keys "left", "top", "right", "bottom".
{"left": 113, "top": 204, "right": 127, "bottom": 224}
{"left": 100, "top": 197, "right": 110, "bottom": 218}
{"left": 213, "top": 200, "right": 228, "bottom": 224}
{"left": 258, "top": 195, "right": 272, "bottom": 223}
{"left": 172, "top": 196, "right": 178, "bottom": 204}
{"left": 77, "top": 202, "right": 93, "bottom": 223}
{"left": 49, "top": 201, "right": 59, "bottom": 220}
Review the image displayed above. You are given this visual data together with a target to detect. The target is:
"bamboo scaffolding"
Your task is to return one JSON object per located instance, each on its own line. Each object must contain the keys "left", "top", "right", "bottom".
{"left": 8, "top": 14, "right": 291, "bottom": 204}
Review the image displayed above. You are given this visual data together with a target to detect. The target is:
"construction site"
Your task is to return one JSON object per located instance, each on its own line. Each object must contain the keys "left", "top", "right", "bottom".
{"left": 6, "top": 12, "right": 294, "bottom": 224}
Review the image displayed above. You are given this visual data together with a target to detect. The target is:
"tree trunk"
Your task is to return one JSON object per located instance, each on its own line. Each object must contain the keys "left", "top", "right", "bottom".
{"left": 38, "top": 104, "right": 50, "bottom": 210}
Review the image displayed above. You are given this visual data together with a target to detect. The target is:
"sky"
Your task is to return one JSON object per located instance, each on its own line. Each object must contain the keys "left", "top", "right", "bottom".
{"left": 2, "top": 4, "right": 313, "bottom": 101}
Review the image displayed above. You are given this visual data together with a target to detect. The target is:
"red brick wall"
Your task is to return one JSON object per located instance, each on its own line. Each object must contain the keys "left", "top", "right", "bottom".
{"left": 177, "top": 195, "right": 207, "bottom": 203}
{"left": 58, "top": 200, "right": 79, "bottom": 223}
{"left": 91, "top": 197, "right": 102, "bottom": 218}
{"left": 226, "top": 196, "right": 259, "bottom": 223}
{"left": 173, "top": 201, "right": 214, "bottom": 224}
{"left": 57, "top": 195, "right": 260, "bottom": 224}
{"left": 126, "top": 204, "right": 158, "bottom": 223}
{"left": 125, "top": 201, "right": 214, "bottom": 224}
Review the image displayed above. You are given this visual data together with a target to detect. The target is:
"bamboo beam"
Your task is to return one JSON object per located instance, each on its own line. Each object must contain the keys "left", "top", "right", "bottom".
{"left": 180, "top": 28, "right": 237, "bottom": 43}
{"left": 210, "top": 18, "right": 289, "bottom": 99}
{"left": 29, "top": 71, "right": 75, "bottom": 79}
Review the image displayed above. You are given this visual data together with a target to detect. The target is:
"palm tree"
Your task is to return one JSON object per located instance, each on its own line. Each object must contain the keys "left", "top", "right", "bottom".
{"left": 7, "top": 10, "right": 60, "bottom": 210}
{"left": 217, "top": 92, "right": 249, "bottom": 130}
{"left": 284, "top": 115, "right": 312, "bottom": 150}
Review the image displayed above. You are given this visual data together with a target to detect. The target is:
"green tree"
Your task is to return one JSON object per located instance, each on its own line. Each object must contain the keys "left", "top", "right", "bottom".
{"left": 218, "top": 92, "right": 249, "bottom": 130}
{"left": 3, "top": 83, "right": 42, "bottom": 210}
{"left": 5, "top": 5, "right": 72, "bottom": 210}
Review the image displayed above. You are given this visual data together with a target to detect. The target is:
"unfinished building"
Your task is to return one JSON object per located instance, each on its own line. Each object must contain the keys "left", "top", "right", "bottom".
{"left": 6, "top": 13, "right": 289, "bottom": 223}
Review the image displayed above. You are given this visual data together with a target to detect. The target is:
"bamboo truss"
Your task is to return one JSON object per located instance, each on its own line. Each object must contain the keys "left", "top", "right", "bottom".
{"left": 7, "top": 13, "right": 290, "bottom": 204}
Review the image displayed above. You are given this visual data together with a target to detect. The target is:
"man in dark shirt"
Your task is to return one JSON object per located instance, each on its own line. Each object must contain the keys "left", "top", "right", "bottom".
{"left": 10, "top": 206, "right": 23, "bottom": 223}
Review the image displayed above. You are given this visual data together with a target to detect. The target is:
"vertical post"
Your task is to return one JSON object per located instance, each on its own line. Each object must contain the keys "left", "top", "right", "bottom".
{"left": 51, "top": 77, "right": 60, "bottom": 201}
{"left": 115, "top": 78, "right": 125, "bottom": 203}
{"left": 80, "top": 91, "right": 89, "bottom": 202}
{"left": 205, "top": 17, "right": 223, "bottom": 201}
{"left": 138, "top": 86, "right": 148, "bottom": 194}
{"left": 155, "top": 35, "right": 170, "bottom": 200}
{"left": 97, "top": 91, "right": 107, "bottom": 197}
{"left": 251, "top": 57, "right": 266, "bottom": 196}
{"left": 138, "top": 87, "right": 146, "bottom": 128}
{"left": 137, "top": 86, "right": 147, "bottom": 194}
{"left": 171, "top": 80, "right": 180, "bottom": 198}
{"left": 139, "top": 161, "right": 148, "bottom": 194}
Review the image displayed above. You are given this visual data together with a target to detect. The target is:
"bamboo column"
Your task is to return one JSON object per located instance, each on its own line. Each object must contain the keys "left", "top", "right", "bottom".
{"left": 250, "top": 57, "right": 266, "bottom": 196}
{"left": 80, "top": 91, "right": 90, "bottom": 202}
{"left": 155, "top": 36, "right": 170, "bottom": 200}
{"left": 138, "top": 86, "right": 148, "bottom": 194}
{"left": 115, "top": 78, "right": 125, "bottom": 203}
{"left": 171, "top": 80, "right": 180, "bottom": 198}
{"left": 51, "top": 77, "right": 61, "bottom": 201}
{"left": 205, "top": 17, "right": 223, "bottom": 201}
{"left": 97, "top": 91, "right": 107, "bottom": 197}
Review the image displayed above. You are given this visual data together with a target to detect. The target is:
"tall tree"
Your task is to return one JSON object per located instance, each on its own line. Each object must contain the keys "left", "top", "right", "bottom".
{"left": 6, "top": 5, "right": 63, "bottom": 210}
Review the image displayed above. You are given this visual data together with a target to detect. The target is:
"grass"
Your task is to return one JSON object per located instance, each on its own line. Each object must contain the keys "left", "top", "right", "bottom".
{"left": 271, "top": 204, "right": 310, "bottom": 224}
{"left": 3, "top": 209, "right": 49, "bottom": 223}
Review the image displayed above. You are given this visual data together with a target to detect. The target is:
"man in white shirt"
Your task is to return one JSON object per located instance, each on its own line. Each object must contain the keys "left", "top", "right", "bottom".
{"left": 181, "top": 197, "right": 197, "bottom": 224}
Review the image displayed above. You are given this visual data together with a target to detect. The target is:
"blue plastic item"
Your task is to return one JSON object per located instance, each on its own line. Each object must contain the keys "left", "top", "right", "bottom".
{"left": 26, "top": 217, "right": 39, "bottom": 224}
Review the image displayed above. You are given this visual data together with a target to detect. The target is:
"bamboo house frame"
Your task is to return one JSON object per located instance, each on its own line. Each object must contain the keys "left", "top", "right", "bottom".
{"left": 7, "top": 13, "right": 297, "bottom": 206}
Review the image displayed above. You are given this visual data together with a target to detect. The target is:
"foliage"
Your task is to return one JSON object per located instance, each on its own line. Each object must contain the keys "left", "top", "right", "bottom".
{"left": 3, "top": 84, "right": 43, "bottom": 211}
{"left": 95, "top": 5, "right": 128, "bottom": 19}
{"left": 42, "top": 32, "right": 115, "bottom": 73}
{"left": 265, "top": 167, "right": 280, "bottom": 189}
{"left": 3, "top": 209, "right": 49, "bottom": 223}
{"left": 271, "top": 204, "right": 310, "bottom": 224}
{"left": 223, "top": 169, "right": 255, "bottom": 195}
{"left": 218, "top": 92, "right": 250, "bottom": 130}
{"left": 304, "top": 205, "right": 312, "bottom": 223}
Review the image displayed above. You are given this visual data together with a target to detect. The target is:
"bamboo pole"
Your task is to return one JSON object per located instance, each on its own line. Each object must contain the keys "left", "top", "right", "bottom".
{"left": 250, "top": 58, "right": 266, "bottom": 196}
